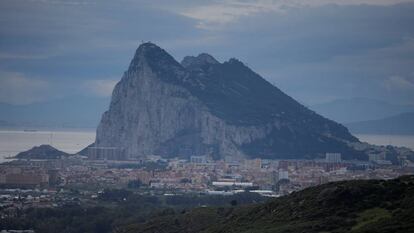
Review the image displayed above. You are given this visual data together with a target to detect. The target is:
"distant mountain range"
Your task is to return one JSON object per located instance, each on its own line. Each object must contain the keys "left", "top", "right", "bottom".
{"left": 311, "top": 98, "right": 414, "bottom": 124}
{"left": 0, "top": 96, "right": 109, "bottom": 129}
{"left": 346, "top": 112, "right": 414, "bottom": 135}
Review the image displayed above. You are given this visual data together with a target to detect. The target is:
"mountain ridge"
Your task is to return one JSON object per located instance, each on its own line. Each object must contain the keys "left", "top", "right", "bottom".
{"left": 96, "top": 42, "right": 364, "bottom": 160}
{"left": 311, "top": 98, "right": 414, "bottom": 123}
{"left": 347, "top": 112, "right": 414, "bottom": 135}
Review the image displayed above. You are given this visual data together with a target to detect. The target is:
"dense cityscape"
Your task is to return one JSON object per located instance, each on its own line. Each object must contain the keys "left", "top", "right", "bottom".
{"left": 2, "top": 146, "right": 414, "bottom": 223}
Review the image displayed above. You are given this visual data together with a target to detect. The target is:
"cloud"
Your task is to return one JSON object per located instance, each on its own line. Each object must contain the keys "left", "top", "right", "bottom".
{"left": 384, "top": 75, "right": 414, "bottom": 91}
{"left": 0, "top": 72, "right": 49, "bottom": 105}
{"left": 27, "top": 0, "right": 94, "bottom": 6}
{"left": 0, "top": 0, "right": 198, "bottom": 79}
{"left": 177, "top": 0, "right": 414, "bottom": 29}
{"left": 195, "top": 3, "right": 414, "bottom": 105}
{"left": 0, "top": 52, "right": 51, "bottom": 60}
{"left": 82, "top": 79, "right": 118, "bottom": 97}
{"left": 1, "top": 0, "right": 414, "bottom": 106}
{"left": 179, "top": 1, "right": 283, "bottom": 29}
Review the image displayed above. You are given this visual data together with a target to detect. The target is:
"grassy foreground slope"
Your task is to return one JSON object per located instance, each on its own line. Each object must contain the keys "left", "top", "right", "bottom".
{"left": 120, "top": 176, "right": 414, "bottom": 233}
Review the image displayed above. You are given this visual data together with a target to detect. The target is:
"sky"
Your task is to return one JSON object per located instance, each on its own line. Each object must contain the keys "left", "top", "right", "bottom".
{"left": 1, "top": 0, "right": 414, "bottom": 106}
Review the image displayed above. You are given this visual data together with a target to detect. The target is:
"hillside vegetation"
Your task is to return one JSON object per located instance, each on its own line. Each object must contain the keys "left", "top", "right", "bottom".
{"left": 2, "top": 176, "right": 413, "bottom": 233}
{"left": 120, "top": 176, "right": 414, "bottom": 233}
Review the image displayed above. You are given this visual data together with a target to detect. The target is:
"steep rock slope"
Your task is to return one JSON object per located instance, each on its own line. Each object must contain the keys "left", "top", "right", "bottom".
{"left": 96, "top": 43, "right": 363, "bottom": 160}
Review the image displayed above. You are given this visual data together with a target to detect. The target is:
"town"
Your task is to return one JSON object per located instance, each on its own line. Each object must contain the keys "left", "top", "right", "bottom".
{"left": 1, "top": 145, "right": 414, "bottom": 220}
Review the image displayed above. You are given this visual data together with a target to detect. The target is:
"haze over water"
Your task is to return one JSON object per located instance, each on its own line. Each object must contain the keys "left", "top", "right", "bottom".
{"left": 0, "top": 130, "right": 95, "bottom": 163}
{"left": 0, "top": 130, "right": 413, "bottom": 163}
{"left": 356, "top": 134, "right": 414, "bottom": 151}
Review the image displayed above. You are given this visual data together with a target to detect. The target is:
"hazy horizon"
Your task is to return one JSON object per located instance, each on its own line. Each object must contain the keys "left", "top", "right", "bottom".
{"left": 1, "top": 129, "right": 413, "bottom": 163}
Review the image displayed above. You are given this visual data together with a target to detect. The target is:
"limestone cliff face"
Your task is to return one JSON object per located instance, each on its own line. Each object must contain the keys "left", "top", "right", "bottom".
{"left": 96, "top": 43, "right": 364, "bottom": 160}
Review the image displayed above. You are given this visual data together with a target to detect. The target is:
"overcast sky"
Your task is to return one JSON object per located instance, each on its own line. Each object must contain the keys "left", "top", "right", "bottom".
{"left": 1, "top": 0, "right": 414, "bottom": 106}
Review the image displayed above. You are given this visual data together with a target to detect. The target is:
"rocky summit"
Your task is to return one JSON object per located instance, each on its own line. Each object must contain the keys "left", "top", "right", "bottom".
{"left": 95, "top": 42, "right": 365, "bottom": 160}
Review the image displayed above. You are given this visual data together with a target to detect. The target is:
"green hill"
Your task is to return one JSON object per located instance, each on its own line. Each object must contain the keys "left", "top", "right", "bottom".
{"left": 120, "top": 176, "right": 414, "bottom": 233}
{"left": 2, "top": 176, "right": 413, "bottom": 233}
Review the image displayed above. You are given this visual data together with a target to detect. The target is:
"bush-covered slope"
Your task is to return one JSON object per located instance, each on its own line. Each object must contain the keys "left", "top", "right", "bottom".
{"left": 120, "top": 176, "right": 414, "bottom": 233}
{"left": 0, "top": 191, "right": 267, "bottom": 233}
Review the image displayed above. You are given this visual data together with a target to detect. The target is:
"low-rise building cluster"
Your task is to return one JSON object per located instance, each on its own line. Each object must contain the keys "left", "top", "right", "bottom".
{"left": 1, "top": 152, "right": 413, "bottom": 216}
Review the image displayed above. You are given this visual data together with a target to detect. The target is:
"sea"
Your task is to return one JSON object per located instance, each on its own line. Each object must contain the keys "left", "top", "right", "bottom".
{"left": 0, "top": 130, "right": 413, "bottom": 163}
{"left": 355, "top": 134, "right": 414, "bottom": 151}
{"left": 0, "top": 129, "right": 95, "bottom": 163}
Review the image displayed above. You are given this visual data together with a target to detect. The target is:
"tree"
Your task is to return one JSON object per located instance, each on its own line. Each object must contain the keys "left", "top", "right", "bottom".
{"left": 127, "top": 179, "right": 142, "bottom": 189}
{"left": 230, "top": 200, "right": 238, "bottom": 206}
